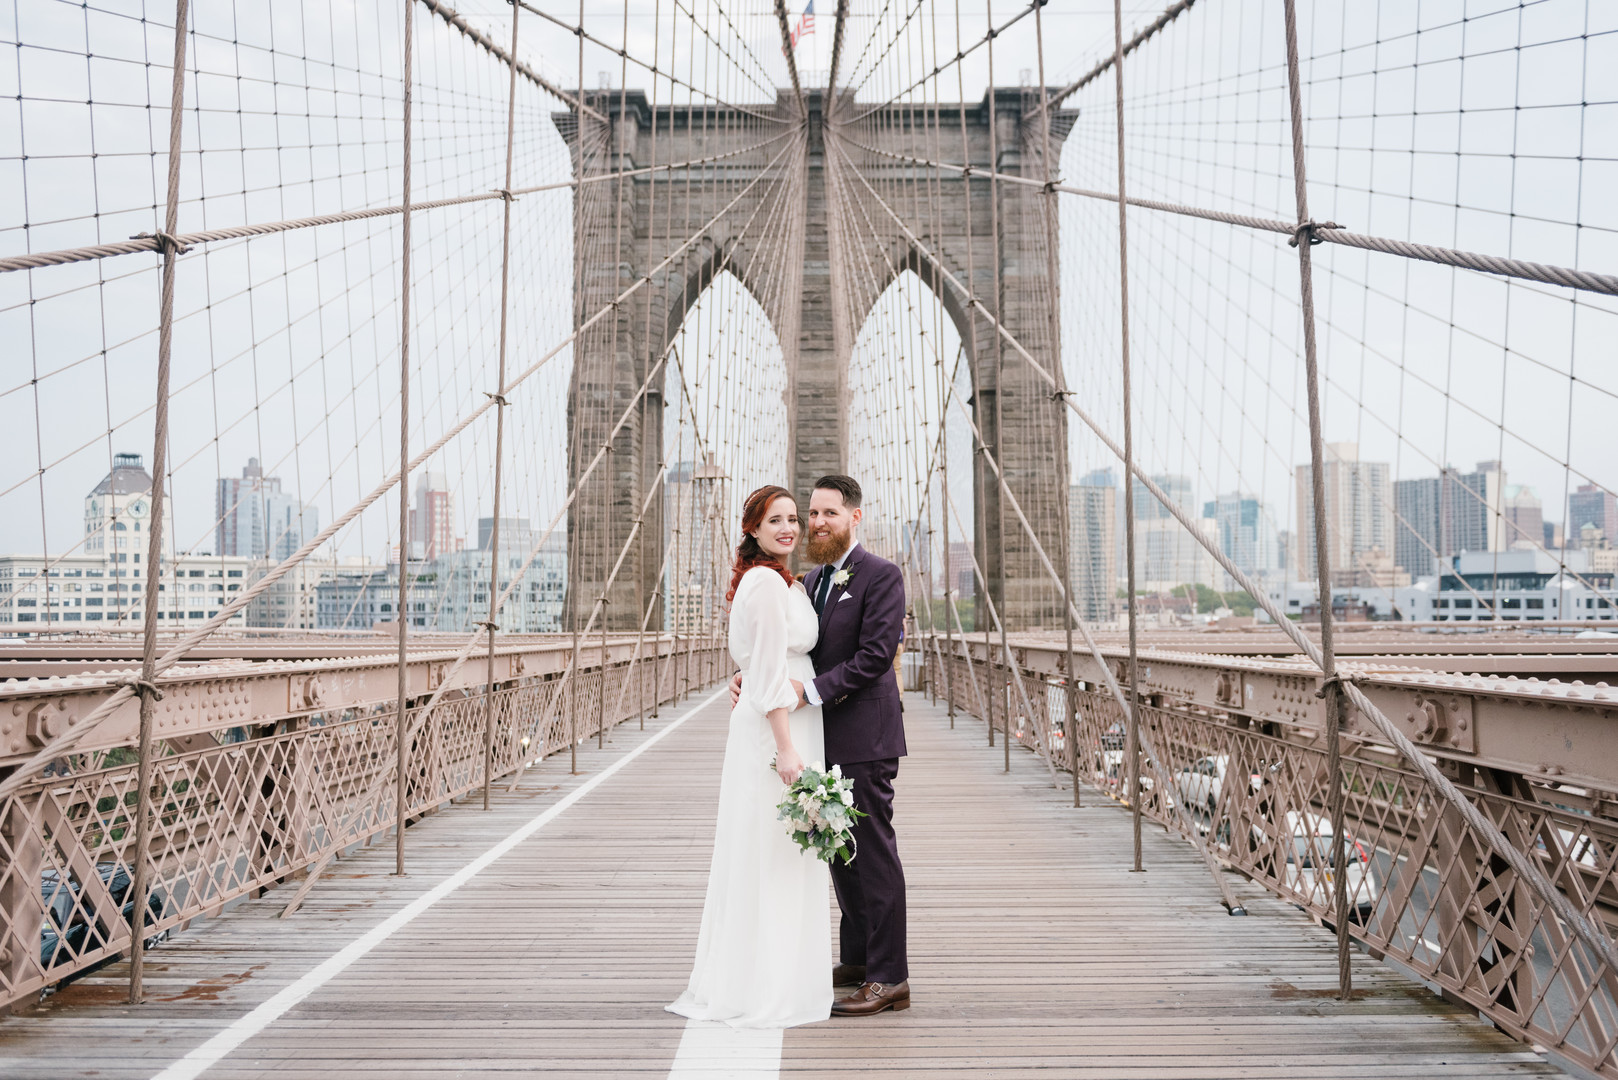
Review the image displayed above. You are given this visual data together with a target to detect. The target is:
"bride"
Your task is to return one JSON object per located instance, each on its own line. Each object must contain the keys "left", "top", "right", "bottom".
{"left": 667, "top": 485, "right": 832, "bottom": 1028}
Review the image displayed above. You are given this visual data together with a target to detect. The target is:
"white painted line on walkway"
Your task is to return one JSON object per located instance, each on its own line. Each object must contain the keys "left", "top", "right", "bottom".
{"left": 668, "top": 1021, "right": 784, "bottom": 1080}
{"left": 150, "top": 686, "right": 728, "bottom": 1080}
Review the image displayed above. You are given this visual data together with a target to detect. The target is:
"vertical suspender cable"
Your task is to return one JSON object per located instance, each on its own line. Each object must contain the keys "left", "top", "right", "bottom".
{"left": 1281, "top": 0, "right": 1352, "bottom": 1001}
{"left": 568, "top": 0, "right": 586, "bottom": 776}
{"left": 984, "top": 0, "right": 1011, "bottom": 774}
{"left": 394, "top": 0, "right": 416, "bottom": 878}
{"left": 1033, "top": 0, "right": 1080, "bottom": 806}
{"left": 638, "top": 0, "right": 664, "bottom": 732}
{"left": 949, "top": 0, "right": 993, "bottom": 753}
{"left": 1110, "top": 0, "right": 1143, "bottom": 872}
{"left": 482, "top": 0, "right": 522, "bottom": 811}
{"left": 602, "top": 2, "right": 630, "bottom": 753}
{"left": 127, "top": 0, "right": 190, "bottom": 1005}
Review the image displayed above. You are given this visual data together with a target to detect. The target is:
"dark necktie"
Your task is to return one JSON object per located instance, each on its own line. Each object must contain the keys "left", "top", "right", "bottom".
{"left": 813, "top": 568, "right": 833, "bottom": 614}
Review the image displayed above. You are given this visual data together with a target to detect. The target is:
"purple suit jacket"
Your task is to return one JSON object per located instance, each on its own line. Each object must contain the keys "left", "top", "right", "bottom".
{"left": 806, "top": 543, "right": 907, "bottom": 766}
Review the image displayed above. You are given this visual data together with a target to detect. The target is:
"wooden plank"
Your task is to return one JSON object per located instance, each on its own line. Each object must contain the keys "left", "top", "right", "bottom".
{"left": 0, "top": 693, "right": 1568, "bottom": 1078}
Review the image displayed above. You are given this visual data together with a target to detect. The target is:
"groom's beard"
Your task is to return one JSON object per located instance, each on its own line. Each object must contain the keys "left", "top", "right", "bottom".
{"left": 805, "top": 524, "right": 853, "bottom": 565}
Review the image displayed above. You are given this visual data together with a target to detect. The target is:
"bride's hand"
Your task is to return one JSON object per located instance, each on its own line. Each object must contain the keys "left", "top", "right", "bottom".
{"left": 774, "top": 745, "right": 805, "bottom": 786}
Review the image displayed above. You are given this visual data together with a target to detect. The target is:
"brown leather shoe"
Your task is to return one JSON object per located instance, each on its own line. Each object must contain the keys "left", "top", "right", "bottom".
{"left": 831, "top": 980, "right": 910, "bottom": 1016}
{"left": 832, "top": 963, "right": 866, "bottom": 987}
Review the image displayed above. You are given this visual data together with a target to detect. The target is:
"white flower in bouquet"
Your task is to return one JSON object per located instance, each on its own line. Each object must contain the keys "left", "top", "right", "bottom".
{"left": 768, "top": 757, "right": 866, "bottom": 865}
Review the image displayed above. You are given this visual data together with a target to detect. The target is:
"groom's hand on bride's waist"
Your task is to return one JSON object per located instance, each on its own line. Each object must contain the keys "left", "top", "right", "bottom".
{"left": 728, "top": 673, "right": 808, "bottom": 710}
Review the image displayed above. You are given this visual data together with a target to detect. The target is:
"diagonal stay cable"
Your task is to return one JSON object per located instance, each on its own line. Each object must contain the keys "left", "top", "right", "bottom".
{"left": 1029, "top": 0, "right": 1199, "bottom": 120}
{"left": 830, "top": 122, "right": 1246, "bottom": 896}
{"left": 388, "top": 134, "right": 805, "bottom": 775}
{"left": 836, "top": 135, "right": 1618, "bottom": 297}
{"left": 836, "top": 139, "right": 1618, "bottom": 973}
{"left": 515, "top": 0, "right": 788, "bottom": 123}
{"left": 0, "top": 131, "right": 796, "bottom": 276}
{"left": 419, "top": 0, "right": 604, "bottom": 121}
{"left": 842, "top": 0, "right": 1040, "bottom": 123}
{"left": 0, "top": 134, "right": 801, "bottom": 803}
{"left": 773, "top": 0, "right": 806, "bottom": 120}
{"left": 945, "top": 375, "right": 1247, "bottom": 915}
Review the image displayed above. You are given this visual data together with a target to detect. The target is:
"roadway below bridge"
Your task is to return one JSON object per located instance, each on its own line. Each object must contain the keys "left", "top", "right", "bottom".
{"left": 0, "top": 692, "right": 1563, "bottom": 1078}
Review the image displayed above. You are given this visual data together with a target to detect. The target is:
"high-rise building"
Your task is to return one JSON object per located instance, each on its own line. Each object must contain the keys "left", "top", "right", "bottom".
{"left": 663, "top": 458, "right": 728, "bottom": 632}
{"left": 1136, "top": 518, "right": 1219, "bottom": 591}
{"left": 1394, "top": 476, "right": 1441, "bottom": 578}
{"left": 479, "top": 516, "right": 539, "bottom": 560}
{"left": 1123, "top": 472, "right": 1196, "bottom": 588}
{"left": 947, "top": 541, "right": 976, "bottom": 602}
{"left": 1443, "top": 460, "right": 1506, "bottom": 555}
{"left": 430, "top": 533, "right": 566, "bottom": 633}
{"left": 86, "top": 451, "right": 174, "bottom": 563}
{"left": 901, "top": 520, "right": 932, "bottom": 578}
{"left": 409, "top": 471, "right": 460, "bottom": 561}
{"left": 1295, "top": 443, "right": 1393, "bottom": 587}
{"left": 81, "top": 452, "right": 176, "bottom": 626}
{"left": 315, "top": 562, "right": 394, "bottom": 630}
{"left": 1502, "top": 484, "right": 1543, "bottom": 550}
{"left": 1134, "top": 473, "right": 1192, "bottom": 522}
{"left": 1069, "top": 482, "right": 1116, "bottom": 621}
{"left": 1569, "top": 484, "right": 1618, "bottom": 549}
{"left": 1203, "top": 493, "right": 1277, "bottom": 588}
{"left": 216, "top": 458, "right": 319, "bottom": 562}
{"left": 1396, "top": 463, "right": 1516, "bottom": 574}
{"left": 1545, "top": 520, "right": 1564, "bottom": 550}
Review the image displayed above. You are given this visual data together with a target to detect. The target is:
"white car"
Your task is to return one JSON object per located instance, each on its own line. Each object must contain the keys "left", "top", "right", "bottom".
{"left": 1260, "top": 810, "right": 1380, "bottom": 922}
{"left": 1175, "top": 755, "right": 1230, "bottom": 810}
{"left": 1099, "top": 749, "right": 1154, "bottom": 794}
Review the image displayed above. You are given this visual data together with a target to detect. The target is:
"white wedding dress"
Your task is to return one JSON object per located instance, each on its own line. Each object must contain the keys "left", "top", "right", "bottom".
{"left": 667, "top": 565, "right": 832, "bottom": 1028}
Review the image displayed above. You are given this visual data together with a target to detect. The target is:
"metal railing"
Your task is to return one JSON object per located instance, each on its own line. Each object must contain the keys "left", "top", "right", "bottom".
{"left": 0, "top": 640, "right": 725, "bottom": 1008}
{"left": 926, "top": 638, "right": 1618, "bottom": 1077}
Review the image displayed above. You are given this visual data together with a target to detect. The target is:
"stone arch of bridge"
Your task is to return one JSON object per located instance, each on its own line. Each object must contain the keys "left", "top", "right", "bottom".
{"left": 655, "top": 233, "right": 776, "bottom": 364}
{"left": 563, "top": 91, "right": 1072, "bottom": 632}
{"left": 845, "top": 234, "right": 979, "bottom": 376}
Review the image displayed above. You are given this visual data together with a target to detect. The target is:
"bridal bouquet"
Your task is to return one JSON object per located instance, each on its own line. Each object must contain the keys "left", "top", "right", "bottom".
{"left": 770, "top": 761, "right": 866, "bottom": 865}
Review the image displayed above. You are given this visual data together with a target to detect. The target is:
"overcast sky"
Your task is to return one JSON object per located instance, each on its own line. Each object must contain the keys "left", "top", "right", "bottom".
{"left": 0, "top": 0, "right": 1611, "bottom": 575}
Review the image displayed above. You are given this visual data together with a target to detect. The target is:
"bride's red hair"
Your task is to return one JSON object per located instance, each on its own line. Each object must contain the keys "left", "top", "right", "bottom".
{"left": 727, "top": 485, "right": 798, "bottom": 601}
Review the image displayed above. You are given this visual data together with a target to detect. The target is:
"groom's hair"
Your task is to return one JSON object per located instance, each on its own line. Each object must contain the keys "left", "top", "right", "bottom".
{"left": 813, "top": 474, "right": 862, "bottom": 509}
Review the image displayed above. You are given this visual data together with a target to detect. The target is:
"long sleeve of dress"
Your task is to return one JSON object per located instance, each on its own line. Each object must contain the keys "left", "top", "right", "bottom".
{"left": 737, "top": 569, "right": 801, "bottom": 717}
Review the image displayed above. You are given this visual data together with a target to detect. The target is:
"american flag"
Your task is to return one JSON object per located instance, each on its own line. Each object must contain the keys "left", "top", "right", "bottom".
{"left": 787, "top": 0, "right": 814, "bottom": 52}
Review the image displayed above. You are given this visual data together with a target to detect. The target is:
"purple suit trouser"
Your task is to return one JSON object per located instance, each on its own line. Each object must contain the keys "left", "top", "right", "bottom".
{"left": 829, "top": 757, "right": 907, "bottom": 984}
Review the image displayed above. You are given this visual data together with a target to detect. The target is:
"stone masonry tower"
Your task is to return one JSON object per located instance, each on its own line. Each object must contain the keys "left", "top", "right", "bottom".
{"left": 556, "top": 87, "right": 1077, "bottom": 631}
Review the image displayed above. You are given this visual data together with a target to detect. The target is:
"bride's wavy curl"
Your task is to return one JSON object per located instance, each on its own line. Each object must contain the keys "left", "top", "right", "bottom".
{"left": 727, "top": 485, "right": 798, "bottom": 602}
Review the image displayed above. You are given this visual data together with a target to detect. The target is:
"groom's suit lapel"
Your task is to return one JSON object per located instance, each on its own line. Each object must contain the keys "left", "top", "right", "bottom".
{"left": 817, "top": 543, "right": 863, "bottom": 635}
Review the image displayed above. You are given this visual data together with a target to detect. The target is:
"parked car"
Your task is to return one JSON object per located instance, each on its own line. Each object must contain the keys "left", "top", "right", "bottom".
{"left": 1256, "top": 811, "right": 1380, "bottom": 922}
{"left": 40, "top": 863, "right": 164, "bottom": 970}
{"left": 1174, "top": 755, "right": 1268, "bottom": 812}
{"left": 1100, "top": 749, "right": 1155, "bottom": 794}
{"left": 1175, "top": 755, "right": 1229, "bottom": 810}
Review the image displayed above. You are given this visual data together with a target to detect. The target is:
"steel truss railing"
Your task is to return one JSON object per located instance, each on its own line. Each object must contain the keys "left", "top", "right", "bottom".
{"left": 0, "top": 639, "right": 725, "bottom": 1009}
{"left": 925, "top": 641, "right": 1618, "bottom": 1077}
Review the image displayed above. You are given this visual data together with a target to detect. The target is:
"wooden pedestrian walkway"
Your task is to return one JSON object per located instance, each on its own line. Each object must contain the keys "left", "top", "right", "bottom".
{"left": 1, "top": 690, "right": 1564, "bottom": 1078}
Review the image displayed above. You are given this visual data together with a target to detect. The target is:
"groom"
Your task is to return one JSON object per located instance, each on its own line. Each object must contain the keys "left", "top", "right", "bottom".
{"left": 731, "top": 474, "right": 910, "bottom": 1016}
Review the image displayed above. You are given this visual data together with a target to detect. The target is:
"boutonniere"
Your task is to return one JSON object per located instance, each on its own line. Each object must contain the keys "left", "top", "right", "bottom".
{"left": 832, "top": 568, "right": 853, "bottom": 587}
